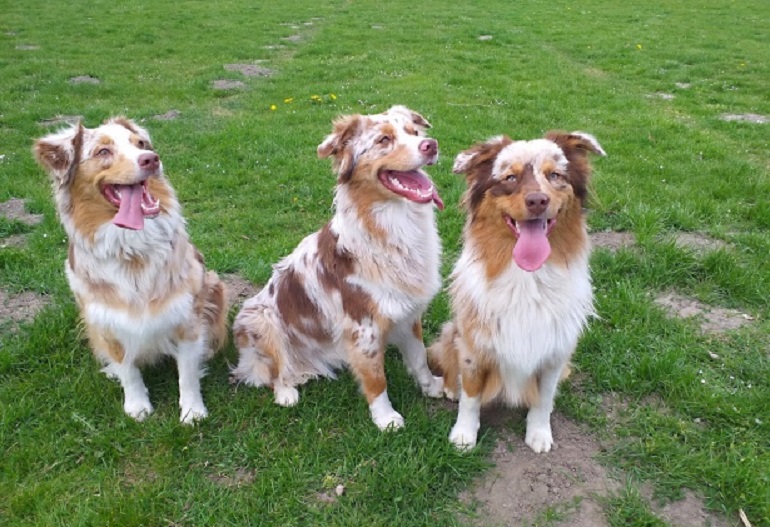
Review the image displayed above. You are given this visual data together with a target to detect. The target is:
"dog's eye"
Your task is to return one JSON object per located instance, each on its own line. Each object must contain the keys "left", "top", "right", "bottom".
{"left": 548, "top": 172, "right": 560, "bottom": 181}
{"left": 137, "top": 140, "right": 147, "bottom": 149}
{"left": 378, "top": 135, "right": 391, "bottom": 145}
{"left": 97, "top": 148, "right": 111, "bottom": 157}
{"left": 505, "top": 174, "right": 517, "bottom": 182}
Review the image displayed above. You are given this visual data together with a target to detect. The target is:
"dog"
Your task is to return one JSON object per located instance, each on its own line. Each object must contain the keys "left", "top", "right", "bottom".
{"left": 34, "top": 117, "right": 227, "bottom": 424}
{"left": 428, "top": 131, "right": 605, "bottom": 452}
{"left": 232, "top": 105, "right": 445, "bottom": 430}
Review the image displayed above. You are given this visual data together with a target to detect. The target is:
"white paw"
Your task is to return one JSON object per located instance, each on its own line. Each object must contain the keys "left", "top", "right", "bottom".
{"left": 372, "top": 410, "right": 404, "bottom": 431}
{"left": 421, "top": 375, "right": 445, "bottom": 398}
{"left": 525, "top": 425, "right": 554, "bottom": 453}
{"left": 180, "top": 403, "right": 209, "bottom": 425}
{"left": 274, "top": 385, "right": 299, "bottom": 407}
{"left": 443, "top": 386, "right": 458, "bottom": 401}
{"left": 124, "top": 399, "right": 154, "bottom": 422}
{"left": 449, "top": 424, "right": 478, "bottom": 451}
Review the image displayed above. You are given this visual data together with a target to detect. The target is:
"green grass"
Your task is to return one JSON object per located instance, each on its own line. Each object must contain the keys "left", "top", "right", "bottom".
{"left": 2, "top": 0, "right": 769, "bottom": 525}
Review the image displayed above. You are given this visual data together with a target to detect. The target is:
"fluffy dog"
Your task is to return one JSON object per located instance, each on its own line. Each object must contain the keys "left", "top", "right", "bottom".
{"left": 232, "top": 105, "right": 444, "bottom": 430}
{"left": 34, "top": 118, "right": 227, "bottom": 423}
{"left": 429, "top": 131, "right": 605, "bottom": 451}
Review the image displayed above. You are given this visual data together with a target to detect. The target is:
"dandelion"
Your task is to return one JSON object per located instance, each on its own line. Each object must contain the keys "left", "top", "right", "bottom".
{"left": 270, "top": 104, "right": 277, "bottom": 111}
{"left": 310, "top": 94, "right": 321, "bottom": 101}
{"left": 636, "top": 44, "right": 642, "bottom": 50}
{"left": 330, "top": 93, "right": 337, "bottom": 100}
{"left": 284, "top": 97, "right": 294, "bottom": 103}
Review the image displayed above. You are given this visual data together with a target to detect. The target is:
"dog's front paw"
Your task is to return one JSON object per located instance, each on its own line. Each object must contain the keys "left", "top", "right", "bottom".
{"left": 421, "top": 375, "right": 445, "bottom": 398}
{"left": 372, "top": 410, "right": 404, "bottom": 431}
{"left": 274, "top": 385, "right": 299, "bottom": 407}
{"left": 525, "top": 425, "right": 554, "bottom": 453}
{"left": 449, "top": 424, "right": 478, "bottom": 451}
{"left": 180, "top": 403, "right": 209, "bottom": 425}
{"left": 443, "top": 386, "right": 458, "bottom": 401}
{"left": 124, "top": 399, "right": 154, "bottom": 422}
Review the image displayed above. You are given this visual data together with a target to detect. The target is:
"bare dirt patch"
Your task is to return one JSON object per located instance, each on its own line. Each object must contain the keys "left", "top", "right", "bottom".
{"left": 0, "top": 289, "right": 49, "bottom": 331}
{"left": 675, "top": 82, "right": 692, "bottom": 89}
{"left": 0, "top": 198, "right": 44, "bottom": 226}
{"left": 478, "top": 35, "right": 493, "bottom": 41}
{"left": 674, "top": 232, "right": 727, "bottom": 252}
{"left": 221, "top": 273, "right": 261, "bottom": 309}
{"left": 1, "top": 234, "right": 29, "bottom": 249}
{"left": 39, "top": 115, "right": 83, "bottom": 126}
{"left": 657, "top": 489, "right": 735, "bottom": 527}
{"left": 152, "top": 110, "right": 181, "bottom": 121}
{"left": 69, "top": 75, "right": 100, "bottom": 85}
{"left": 212, "top": 79, "right": 245, "bottom": 90}
{"left": 16, "top": 44, "right": 39, "bottom": 50}
{"left": 590, "top": 231, "right": 635, "bottom": 251}
{"left": 463, "top": 411, "right": 619, "bottom": 527}
{"left": 651, "top": 92, "right": 675, "bottom": 100}
{"left": 654, "top": 292, "right": 753, "bottom": 334}
{"left": 720, "top": 113, "right": 768, "bottom": 124}
{"left": 207, "top": 467, "right": 256, "bottom": 488}
{"left": 224, "top": 63, "right": 274, "bottom": 77}
{"left": 282, "top": 34, "right": 302, "bottom": 42}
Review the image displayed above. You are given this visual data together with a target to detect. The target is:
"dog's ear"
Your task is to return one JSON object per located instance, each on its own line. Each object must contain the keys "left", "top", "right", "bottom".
{"left": 453, "top": 136, "right": 512, "bottom": 178}
{"left": 384, "top": 105, "right": 432, "bottom": 130}
{"left": 317, "top": 114, "right": 363, "bottom": 182}
{"left": 546, "top": 131, "right": 605, "bottom": 205}
{"left": 108, "top": 116, "right": 154, "bottom": 148}
{"left": 545, "top": 131, "right": 606, "bottom": 158}
{"left": 33, "top": 122, "right": 85, "bottom": 188}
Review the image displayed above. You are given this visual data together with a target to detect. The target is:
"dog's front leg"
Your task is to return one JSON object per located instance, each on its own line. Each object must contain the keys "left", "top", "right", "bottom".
{"left": 388, "top": 317, "right": 443, "bottom": 398}
{"left": 524, "top": 359, "right": 568, "bottom": 453}
{"left": 346, "top": 321, "right": 403, "bottom": 431}
{"left": 94, "top": 330, "right": 153, "bottom": 421}
{"left": 176, "top": 331, "right": 209, "bottom": 424}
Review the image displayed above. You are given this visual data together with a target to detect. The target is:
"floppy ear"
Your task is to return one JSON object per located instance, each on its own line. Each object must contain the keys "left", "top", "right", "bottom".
{"left": 33, "top": 122, "right": 85, "bottom": 188}
{"left": 107, "top": 116, "right": 153, "bottom": 147}
{"left": 317, "top": 114, "right": 363, "bottom": 182}
{"left": 384, "top": 105, "right": 432, "bottom": 130}
{"left": 452, "top": 136, "right": 512, "bottom": 177}
{"left": 545, "top": 131, "right": 605, "bottom": 205}
{"left": 545, "top": 131, "right": 606, "bottom": 158}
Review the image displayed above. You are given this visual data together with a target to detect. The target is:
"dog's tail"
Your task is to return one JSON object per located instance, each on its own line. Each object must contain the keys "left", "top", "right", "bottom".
{"left": 203, "top": 271, "right": 228, "bottom": 354}
{"left": 427, "top": 321, "right": 461, "bottom": 400}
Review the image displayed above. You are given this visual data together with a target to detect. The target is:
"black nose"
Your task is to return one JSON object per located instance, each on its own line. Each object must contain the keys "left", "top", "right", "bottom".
{"left": 525, "top": 192, "right": 550, "bottom": 215}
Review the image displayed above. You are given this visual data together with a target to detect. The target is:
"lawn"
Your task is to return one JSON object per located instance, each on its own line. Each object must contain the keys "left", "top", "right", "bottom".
{"left": 1, "top": 0, "right": 768, "bottom": 525}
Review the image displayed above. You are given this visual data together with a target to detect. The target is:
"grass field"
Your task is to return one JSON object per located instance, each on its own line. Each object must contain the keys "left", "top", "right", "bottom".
{"left": 1, "top": 0, "right": 769, "bottom": 525}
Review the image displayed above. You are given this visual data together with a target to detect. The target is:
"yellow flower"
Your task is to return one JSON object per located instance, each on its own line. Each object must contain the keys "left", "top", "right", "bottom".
{"left": 284, "top": 97, "right": 294, "bottom": 103}
{"left": 330, "top": 93, "right": 337, "bottom": 100}
{"left": 270, "top": 104, "right": 277, "bottom": 111}
{"left": 311, "top": 94, "right": 321, "bottom": 100}
{"left": 636, "top": 44, "right": 642, "bottom": 49}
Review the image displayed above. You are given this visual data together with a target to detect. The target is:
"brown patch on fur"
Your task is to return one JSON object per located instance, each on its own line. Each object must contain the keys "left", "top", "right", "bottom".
{"left": 275, "top": 268, "right": 330, "bottom": 343}
{"left": 68, "top": 243, "right": 76, "bottom": 271}
{"left": 412, "top": 320, "right": 423, "bottom": 342}
{"left": 111, "top": 117, "right": 139, "bottom": 135}
{"left": 317, "top": 114, "right": 364, "bottom": 183}
{"left": 201, "top": 271, "right": 228, "bottom": 353}
{"left": 87, "top": 326, "right": 125, "bottom": 363}
{"left": 347, "top": 347, "right": 387, "bottom": 403}
{"left": 545, "top": 131, "right": 600, "bottom": 207}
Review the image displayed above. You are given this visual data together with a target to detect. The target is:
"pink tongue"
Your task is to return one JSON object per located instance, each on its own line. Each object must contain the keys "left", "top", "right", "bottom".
{"left": 112, "top": 184, "right": 145, "bottom": 230}
{"left": 513, "top": 219, "right": 551, "bottom": 271}
{"left": 432, "top": 188, "right": 445, "bottom": 210}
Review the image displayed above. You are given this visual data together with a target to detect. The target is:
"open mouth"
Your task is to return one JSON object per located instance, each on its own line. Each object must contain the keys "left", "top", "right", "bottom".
{"left": 377, "top": 169, "right": 444, "bottom": 210}
{"left": 101, "top": 180, "right": 161, "bottom": 230}
{"left": 504, "top": 214, "right": 557, "bottom": 272}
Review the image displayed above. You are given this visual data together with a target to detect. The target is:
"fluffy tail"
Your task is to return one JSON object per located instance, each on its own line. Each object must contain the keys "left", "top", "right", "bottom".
{"left": 203, "top": 271, "right": 228, "bottom": 354}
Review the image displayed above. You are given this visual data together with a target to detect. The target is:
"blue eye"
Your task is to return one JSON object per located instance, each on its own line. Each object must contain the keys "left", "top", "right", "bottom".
{"left": 505, "top": 174, "right": 517, "bottom": 182}
{"left": 548, "top": 172, "right": 560, "bottom": 181}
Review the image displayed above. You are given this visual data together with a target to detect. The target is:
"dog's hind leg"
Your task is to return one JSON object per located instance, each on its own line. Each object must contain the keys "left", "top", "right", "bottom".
{"left": 389, "top": 317, "right": 443, "bottom": 398}
{"left": 176, "top": 331, "right": 209, "bottom": 424}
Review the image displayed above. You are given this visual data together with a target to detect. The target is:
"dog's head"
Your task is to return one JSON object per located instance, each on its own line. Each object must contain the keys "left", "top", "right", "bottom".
{"left": 453, "top": 131, "right": 605, "bottom": 271}
{"left": 34, "top": 117, "right": 170, "bottom": 234}
{"left": 317, "top": 105, "right": 443, "bottom": 210}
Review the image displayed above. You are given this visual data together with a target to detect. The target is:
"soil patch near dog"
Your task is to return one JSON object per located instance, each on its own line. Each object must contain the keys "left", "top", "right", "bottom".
{"left": 16, "top": 44, "right": 39, "bottom": 50}
{"left": 674, "top": 232, "right": 727, "bottom": 252}
{"left": 207, "top": 467, "right": 256, "bottom": 488}
{"left": 212, "top": 80, "right": 245, "bottom": 90}
{"left": 0, "top": 289, "right": 49, "bottom": 332}
{"left": 0, "top": 198, "right": 44, "bottom": 226}
{"left": 224, "top": 63, "right": 274, "bottom": 77}
{"left": 1, "top": 234, "right": 29, "bottom": 249}
{"left": 39, "top": 115, "right": 83, "bottom": 126}
{"left": 654, "top": 292, "right": 753, "bottom": 333}
{"left": 462, "top": 412, "right": 619, "bottom": 526}
{"left": 590, "top": 231, "right": 635, "bottom": 251}
{"left": 69, "top": 75, "right": 100, "bottom": 85}
{"left": 152, "top": 110, "right": 181, "bottom": 121}
{"left": 720, "top": 113, "right": 768, "bottom": 124}
{"left": 282, "top": 34, "right": 302, "bottom": 42}
{"left": 221, "top": 273, "right": 261, "bottom": 309}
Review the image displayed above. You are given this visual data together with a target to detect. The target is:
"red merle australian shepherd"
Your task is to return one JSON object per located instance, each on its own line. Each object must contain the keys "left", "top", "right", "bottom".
{"left": 233, "top": 105, "right": 445, "bottom": 430}
{"left": 429, "top": 131, "right": 605, "bottom": 451}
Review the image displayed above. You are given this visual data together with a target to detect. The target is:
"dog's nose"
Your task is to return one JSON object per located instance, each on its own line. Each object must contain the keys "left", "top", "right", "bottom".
{"left": 525, "top": 192, "right": 550, "bottom": 215}
{"left": 419, "top": 139, "right": 438, "bottom": 158}
{"left": 138, "top": 152, "right": 160, "bottom": 172}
